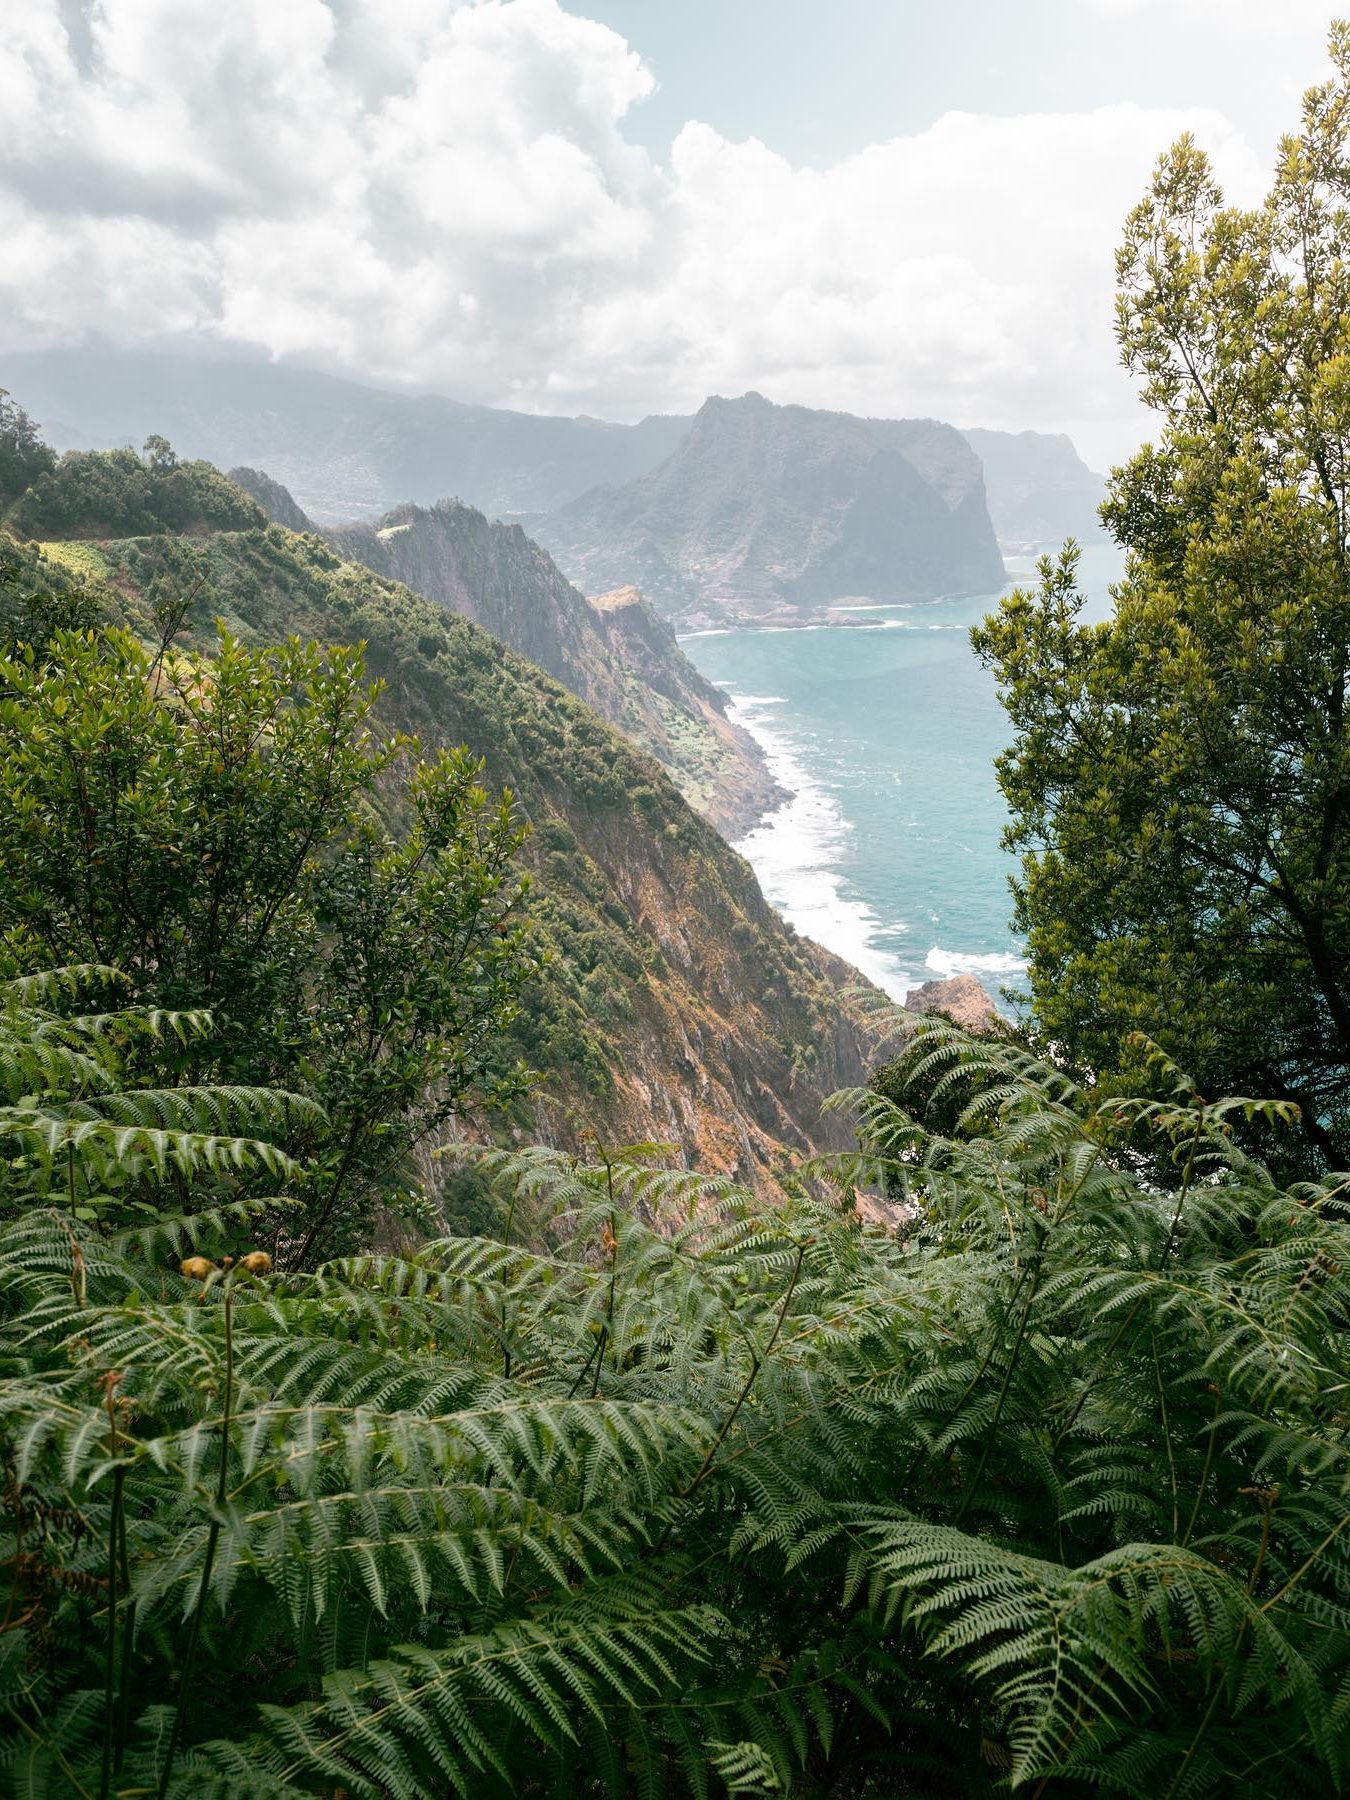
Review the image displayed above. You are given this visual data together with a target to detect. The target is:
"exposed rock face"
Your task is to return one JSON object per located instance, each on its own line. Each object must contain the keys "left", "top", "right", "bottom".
{"left": 227, "top": 466, "right": 315, "bottom": 533}
{"left": 961, "top": 428, "right": 1105, "bottom": 546}
{"left": 904, "top": 974, "right": 998, "bottom": 1032}
{"left": 322, "top": 499, "right": 781, "bottom": 839}
{"left": 528, "top": 392, "right": 1006, "bottom": 625}
{"left": 3, "top": 346, "right": 688, "bottom": 522}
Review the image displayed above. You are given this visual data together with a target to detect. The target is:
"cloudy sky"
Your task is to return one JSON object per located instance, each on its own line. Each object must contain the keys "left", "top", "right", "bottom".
{"left": 0, "top": 0, "right": 1338, "bottom": 464}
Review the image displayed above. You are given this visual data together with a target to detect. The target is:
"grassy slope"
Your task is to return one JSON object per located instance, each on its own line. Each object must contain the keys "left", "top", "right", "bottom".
{"left": 11, "top": 522, "right": 880, "bottom": 1187}
{"left": 324, "top": 500, "right": 781, "bottom": 838}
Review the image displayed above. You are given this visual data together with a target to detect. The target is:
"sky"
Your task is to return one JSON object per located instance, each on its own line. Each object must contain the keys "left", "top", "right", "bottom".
{"left": 0, "top": 1, "right": 1340, "bottom": 466}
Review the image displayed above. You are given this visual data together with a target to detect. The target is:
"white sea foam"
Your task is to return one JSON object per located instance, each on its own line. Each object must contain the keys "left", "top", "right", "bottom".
{"left": 830, "top": 601, "right": 914, "bottom": 614}
{"left": 925, "top": 947, "right": 1027, "bottom": 980}
{"left": 725, "top": 691, "right": 912, "bottom": 1001}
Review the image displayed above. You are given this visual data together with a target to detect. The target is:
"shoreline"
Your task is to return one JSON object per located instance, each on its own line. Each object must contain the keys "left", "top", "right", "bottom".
{"left": 689, "top": 629, "right": 1031, "bottom": 1013}
{"left": 717, "top": 687, "right": 915, "bottom": 1003}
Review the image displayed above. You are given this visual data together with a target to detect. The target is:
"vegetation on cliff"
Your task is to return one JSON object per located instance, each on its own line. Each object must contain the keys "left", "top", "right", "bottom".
{"left": 3, "top": 436, "right": 262, "bottom": 540}
{"left": 0, "top": 621, "right": 533, "bottom": 1261}
{"left": 0, "top": 458, "right": 873, "bottom": 1187}
{"left": 323, "top": 497, "right": 780, "bottom": 836}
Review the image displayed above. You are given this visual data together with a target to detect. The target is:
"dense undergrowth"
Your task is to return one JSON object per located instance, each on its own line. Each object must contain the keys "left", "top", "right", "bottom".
{"left": 3, "top": 968, "right": 1348, "bottom": 1797}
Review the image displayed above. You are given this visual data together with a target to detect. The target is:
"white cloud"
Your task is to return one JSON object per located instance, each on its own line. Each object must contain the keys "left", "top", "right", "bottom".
{"left": 0, "top": 0, "right": 1275, "bottom": 462}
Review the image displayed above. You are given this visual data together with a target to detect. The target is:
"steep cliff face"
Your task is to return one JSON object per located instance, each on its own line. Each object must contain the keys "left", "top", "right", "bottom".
{"left": 33, "top": 519, "right": 880, "bottom": 1190}
{"left": 323, "top": 499, "right": 781, "bottom": 838}
{"left": 961, "top": 428, "right": 1105, "bottom": 546}
{"left": 529, "top": 392, "right": 1006, "bottom": 624}
{"left": 228, "top": 465, "right": 316, "bottom": 533}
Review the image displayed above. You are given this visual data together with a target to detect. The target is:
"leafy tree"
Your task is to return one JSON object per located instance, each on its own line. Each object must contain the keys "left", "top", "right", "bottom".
{"left": 5, "top": 443, "right": 262, "bottom": 540}
{"left": 142, "top": 434, "right": 177, "bottom": 474}
{"left": 974, "top": 33, "right": 1350, "bottom": 1172}
{"left": 0, "top": 627, "right": 534, "bottom": 1259}
{"left": 0, "top": 392, "right": 56, "bottom": 512}
{"left": 0, "top": 538, "right": 101, "bottom": 661}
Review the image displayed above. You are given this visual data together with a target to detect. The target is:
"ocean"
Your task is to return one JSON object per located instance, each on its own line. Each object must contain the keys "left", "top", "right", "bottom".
{"left": 680, "top": 541, "right": 1125, "bottom": 1005}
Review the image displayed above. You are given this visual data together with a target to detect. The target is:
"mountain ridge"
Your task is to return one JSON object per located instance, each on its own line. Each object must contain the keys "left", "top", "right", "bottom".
{"left": 228, "top": 473, "right": 783, "bottom": 839}
{"left": 962, "top": 426, "right": 1105, "bottom": 545}
{"left": 3, "top": 347, "right": 1106, "bottom": 550}
{"left": 526, "top": 391, "right": 1007, "bottom": 624}
{"left": 1, "top": 345, "right": 687, "bottom": 523}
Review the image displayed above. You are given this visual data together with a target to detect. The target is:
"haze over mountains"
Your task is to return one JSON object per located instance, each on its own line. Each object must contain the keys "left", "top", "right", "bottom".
{"left": 3, "top": 345, "right": 1104, "bottom": 553}
{"left": 2, "top": 346, "right": 690, "bottom": 524}
{"left": 527, "top": 392, "right": 1007, "bottom": 625}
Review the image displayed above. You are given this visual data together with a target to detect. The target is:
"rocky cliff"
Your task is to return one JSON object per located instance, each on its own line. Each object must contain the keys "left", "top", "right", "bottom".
{"left": 528, "top": 392, "right": 1006, "bottom": 624}
{"left": 20, "top": 516, "right": 879, "bottom": 1192}
{"left": 320, "top": 497, "right": 780, "bottom": 838}
{"left": 228, "top": 464, "right": 316, "bottom": 533}
{"left": 961, "top": 428, "right": 1105, "bottom": 546}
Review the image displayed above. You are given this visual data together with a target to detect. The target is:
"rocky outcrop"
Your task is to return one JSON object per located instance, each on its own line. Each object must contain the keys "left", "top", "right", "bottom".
{"left": 904, "top": 974, "right": 998, "bottom": 1032}
{"left": 528, "top": 392, "right": 1006, "bottom": 625}
{"left": 321, "top": 499, "right": 781, "bottom": 839}
{"left": 227, "top": 466, "right": 315, "bottom": 533}
{"left": 961, "top": 428, "right": 1105, "bottom": 546}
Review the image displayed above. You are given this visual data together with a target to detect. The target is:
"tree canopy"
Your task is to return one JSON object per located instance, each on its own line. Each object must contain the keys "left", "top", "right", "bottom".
{"left": 0, "top": 625, "right": 535, "bottom": 1259}
{"left": 974, "top": 30, "right": 1350, "bottom": 1171}
{"left": 3, "top": 438, "right": 263, "bottom": 540}
{"left": 0, "top": 392, "right": 56, "bottom": 512}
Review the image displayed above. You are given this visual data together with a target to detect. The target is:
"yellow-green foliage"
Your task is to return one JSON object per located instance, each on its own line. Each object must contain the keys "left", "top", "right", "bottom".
{"left": 35, "top": 539, "right": 109, "bottom": 580}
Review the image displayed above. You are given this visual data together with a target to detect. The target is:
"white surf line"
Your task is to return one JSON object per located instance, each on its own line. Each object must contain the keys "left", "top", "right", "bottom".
{"left": 722, "top": 691, "right": 912, "bottom": 1002}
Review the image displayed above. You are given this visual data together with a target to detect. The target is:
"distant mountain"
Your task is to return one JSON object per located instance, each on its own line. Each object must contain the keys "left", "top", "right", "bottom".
{"left": 323, "top": 495, "right": 780, "bottom": 836}
{"left": 1, "top": 346, "right": 688, "bottom": 522}
{"left": 527, "top": 392, "right": 1006, "bottom": 624}
{"left": 5, "top": 344, "right": 1105, "bottom": 562}
{"left": 961, "top": 428, "right": 1106, "bottom": 546}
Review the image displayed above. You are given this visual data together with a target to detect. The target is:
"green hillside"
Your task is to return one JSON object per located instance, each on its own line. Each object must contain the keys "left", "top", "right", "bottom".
{"left": 323, "top": 496, "right": 781, "bottom": 837}
{"left": 2, "top": 489, "right": 876, "bottom": 1186}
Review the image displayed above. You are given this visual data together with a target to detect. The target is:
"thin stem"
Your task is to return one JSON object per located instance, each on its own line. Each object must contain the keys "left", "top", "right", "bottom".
{"left": 1181, "top": 1388, "right": 1222, "bottom": 1547}
{"left": 114, "top": 1498, "right": 136, "bottom": 1774}
{"left": 1167, "top": 1490, "right": 1279, "bottom": 1799}
{"left": 594, "top": 1152, "right": 620, "bottom": 1398}
{"left": 4, "top": 1700, "right": 95, "bottom": 1799}
{"left": 99, "top": 1371, "right": 124, "bottom": 1800}
{"left": 1158, "top": 1108, "right": 1206, "bottom": 1272}
{"left": 954, "top": 1236, "right": 1044, "bottom": 1525}
{"left": 567, "top": 1328, "right": 606, "bottom": 1400}
{"left": 1151, "top": 1331, "right": 1179, "bottom": 1540}
{"left": 1258, "top": 1507, "right": 1350, "bottom": 1616}
{"left": 1052, "top": 1297, "right": 1145, "bottom": 1451}
{"left": 679, "top": 1239, "right": 807, "bottom": 1503}
{"left": 157, "top": 1284, "right": 234, "bottom": 1800}
{"left": 98, "top": 1464, "right": 123, "bottom": 1800}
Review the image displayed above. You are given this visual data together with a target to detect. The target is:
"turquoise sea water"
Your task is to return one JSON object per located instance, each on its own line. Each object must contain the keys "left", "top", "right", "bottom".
{"left": 681, "top": 542, "right": 1124, "bottom": 1004}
